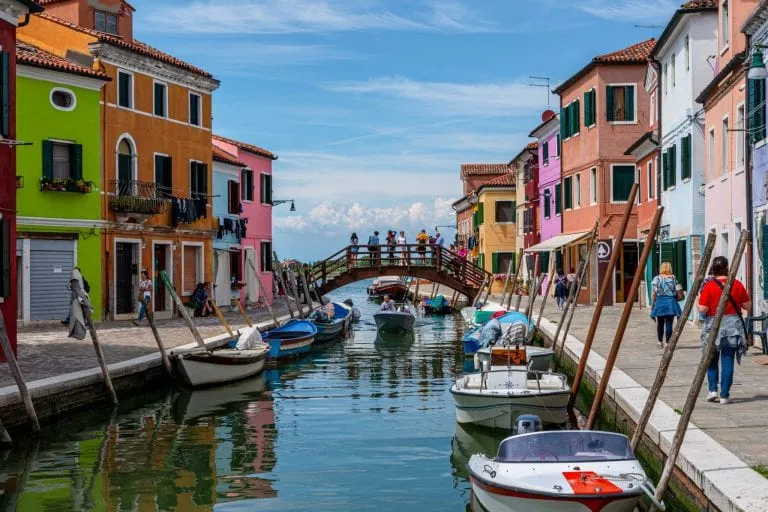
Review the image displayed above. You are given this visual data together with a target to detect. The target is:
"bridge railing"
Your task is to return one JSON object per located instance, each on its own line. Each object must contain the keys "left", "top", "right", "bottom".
{"left": 309, "top": 244, "right": 491, "bottom": 289}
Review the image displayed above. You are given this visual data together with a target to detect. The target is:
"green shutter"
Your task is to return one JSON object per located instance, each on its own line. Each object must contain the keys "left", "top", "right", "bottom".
{"left": 682, "top": 135, "right": 691, "bottom": 181}
{"left": 662, "top": 150, "right": 668, "bottom": 190}
{"left": 555, "top": 183, "right": 562, "bottom": 214}
{"left": 492, "top": 252, "right": 499, "bottom": 273}
{"left": 42, "top": 140, "right": 54, "bottom": 179}
{"left": 763, "top": 224, "right": 768, "bottom": 300}
{"left": 564, "top": 177, "right": 572, "bottom": 209}
{"left": 660, "top": 242, "right": 674, "bottom": 270}
{"left": 624, "top": 86, "right": 635, "bottom": 122}
{"left": 573, "top": 99, "right": 580, "bottom": 134}
{"left": 71, "top": 144, "right": 83, "bottom": 180}
{"left": 472, "top": 211, "right": 478, "bottom": 229}
{"left": 749, "top": 79, "right": 767, "bottom": 143}
{"left": 511, "top": 253, "right": 517, "bottom": 273}
{"left": 670, "top": 144, "right": 677, "bottom": 187}
{"left": 612, "top": 165, "right": 635, "bottom": 201}
{"left": 543, "top": 141, "right": 549, "bottom": 162}
{"left": 544, "top": 189, "right": 551, "bottom": 218}
{"left": 606, "top": 86, "right": 614, "bottom": 122}
{"left": 540, "top": 252, "right": 550, "bottom": 274}
{"left": 560, "top": 107, "right": 569, "bottom": 138}
{"left": 478, "top": 254, "right": 485, "bottom": 271}
{"left": 200, "top": 163, "right": 208, "bottom": 195}
{"left": 0, "top": 51, "right": 9, "bottom": 138}
{"left": 478, "top": 202, "right": 484, "bottom": 224}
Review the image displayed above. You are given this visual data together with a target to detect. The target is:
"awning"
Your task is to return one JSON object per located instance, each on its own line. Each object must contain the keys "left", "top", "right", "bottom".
{"left": 524, "top": 231, "right": 591, "bottom": 253}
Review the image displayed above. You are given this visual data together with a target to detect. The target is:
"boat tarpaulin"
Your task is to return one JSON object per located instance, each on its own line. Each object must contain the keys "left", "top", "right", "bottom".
{"left": 524, "top": 231, "right": 590, "bottom": 252}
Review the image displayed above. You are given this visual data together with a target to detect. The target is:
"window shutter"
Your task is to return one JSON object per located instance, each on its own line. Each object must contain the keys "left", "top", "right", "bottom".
{"left": 544, "top": 189, "right": 551, "bottom": 218}
{"left": 478, "top": 202, "right": 485, "bottom": 224}
{"left": 42, "top": 140, "right": 54, "bottom": 179}
{"left": 606, "top": 86, "right": 614, "bottom": 122}
{"left": 573, "top": 99, "right": 580, "bottom": 134}
{"left": 200, "top": 163, "right": 208, "bottom": 196}
{"left": 583, "top": 91, "right": 590, "bottom": 126}
{"left": 543, "top": 142, "right": 549, "bottom": 162}
{"left": 660, "top": 242, "right": 674, "bottom": 270}
{"left": 670, "top": 144, "right": 677, "bottom": 187}
{"left": 71, "top": 144, "right": 83, "bottom": 180}
{"left": 564, "top": 177, "right": 572, "bottom": 209}
{"left": 624, "top": 86, "right": 635, "bottom": 122}
{"left": 763, "top": 224, "right": 768, "bottom": 300}
{"left": 756, "top": 79, "right": 767, "bottom": 142}
{"left": 682, "top": 136, "right": 691, "bottom": 180}
{"left": 0, "top": 51, "right": 9, "bottom": 138}
{"left": 492, "top": 252, "right": 499, "bottom": 273}
{"left": 560, "top": 107, "right": 568, "bottom": 138}
{"left": 511, "top": 252, "right": 516, "bottom": 273}
{"left": 555, "top": 183, "right": 562, "bottom": 214}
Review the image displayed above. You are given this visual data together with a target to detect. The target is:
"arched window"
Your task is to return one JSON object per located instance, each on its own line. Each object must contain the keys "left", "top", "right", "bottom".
{"left": 116, "top": 136, "right": 136, "bottom": 195}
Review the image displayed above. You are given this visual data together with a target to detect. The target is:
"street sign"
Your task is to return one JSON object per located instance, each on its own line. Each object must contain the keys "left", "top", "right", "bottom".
{"left": 597, "top": 241, "right": 611, "bottom": 260}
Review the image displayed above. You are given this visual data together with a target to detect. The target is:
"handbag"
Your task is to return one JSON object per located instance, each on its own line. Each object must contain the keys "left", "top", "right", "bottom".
{"left": 675, "top": 284, "right": 685, "bottom": 301}
{"left": 713, "top": 280, "right": 748, "bottom": 337}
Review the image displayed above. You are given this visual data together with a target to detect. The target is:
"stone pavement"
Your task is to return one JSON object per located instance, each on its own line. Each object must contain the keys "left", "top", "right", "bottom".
{"left": 0, "top": 297, "right": 303, "bottom": 387}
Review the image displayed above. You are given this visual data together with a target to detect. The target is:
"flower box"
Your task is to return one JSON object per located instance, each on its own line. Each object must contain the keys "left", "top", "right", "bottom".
{"left": 39, "top": 177, "right": 93, "bottom": 194}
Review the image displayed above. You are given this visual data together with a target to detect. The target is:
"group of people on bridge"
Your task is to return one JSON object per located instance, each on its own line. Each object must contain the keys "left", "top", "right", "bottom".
{"left": 348, "top": 230, "right": 469, "bottom": 270}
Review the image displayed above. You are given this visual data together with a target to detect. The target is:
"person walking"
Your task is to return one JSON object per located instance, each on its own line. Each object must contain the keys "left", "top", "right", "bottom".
{"left": 350, "top": 232, "right": 359, "bottom": 265}
{"left": 553, "top": 269, "right": 568, "bottom": 310}
{"left": 650, "top": 262, "right": 682, "bottom": 347}
{"left": 697, "top": 256, "right": 751, "bottom": 405}
{"left": 367, "top": 231, "right": 380, "bottom": 267}
{"left": 134, "top": 270, "right": 152, "bottom": 325}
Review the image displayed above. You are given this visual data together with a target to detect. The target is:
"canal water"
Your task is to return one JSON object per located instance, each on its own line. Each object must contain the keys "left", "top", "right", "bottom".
{"left": 0, "top": 281, "right": 511, "bottom": 511}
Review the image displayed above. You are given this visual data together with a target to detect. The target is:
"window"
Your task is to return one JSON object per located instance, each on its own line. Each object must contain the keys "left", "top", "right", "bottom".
{"left": 650, "top": 91, "right": 655, "bottom": 126}
{"left": 671, "top": 53, "right": 676, "bottom": 87}
{"left": 722, "top": 117, "right": 729, "bottom": 176}
{"left": 154, "top": 81, "right": 167, "bottom": 117}
{"left": 561, "top": 105, "right": 569, "bottom": 138}
{"left": 663, "top": 144, "right": 676, "bottom": 190}
{"left": 685, "top": 35, "right": 690, "bottom": 71}
{"left": 748, "top": 78, "right": 767, "bottom": 143}
{"left": 663, "top": 63, "right": 668, "bottom": 93}
{"left": 561, "top": 100, "right": 580, "bottom": 138}
{"left": 117, "top": 138, "right": 134, "bottom": 193}
{"left": 42, "top": 140, "right": 83, "bottom": 180}
{"left": 0, "top": 51, "right": 9, "bottom": 137}
{"left": 190, "top": 161, "right": 208, "bottom": 199}
{"left": 556, "top": 134, "right": 561, "bottom": 156}
{"left": 721, "top": 230, "right": 729, "bottom": 259}
{"left": 118, "top": 71, "right": 132, "bottom": 109}
{"left": 495, "top": 200, "right": 515, "bottom": 223}
{"left": 523, "top": 209, "right": 534, "bottom": 233}
{"left": 50, "top": 88, "right": 76, "bottom": 111}
{"left": 241, "top": 169, "right": 254, "bottom": 201}
{"left": 542, "top": 141, "right": 549, "bottom": 165}
{"left": 555, "top": 183, "right": 562, "bottom": 215}
{"left": 736, "top": 103, "right": 745, "bottom": 169}
{"left": 493, "top": 252, "right": 516, "bottom": 274}
{"left": 636, "top": 167, "right": 642, "bottom": 204}
{"left": 182, "top": 244, "right": 202, "bottom": 295}
{"left": 544, "top": 188, "right": 551, "bottom": 218}
{"left": 611, "top": 165, "right": 635, "bottom": 202}
{"left": 564, "top": 176, "right": 573, "bottom": 210}
{"left": 228, "top": 180, "right": 241, "bottom": 214}
{"left": 590, "top": 167, "right": 597, "bottom": 203}
{"left": 570, "top": 99, "right": 580, "bottom": 135}
{"left": 94, "top": 10, "right": 118, "bottom": 35}
{"left": 575, "top": 174, "right": 581, "bottom": 207}
{"left": 154, "top": 154, "right": 172, "bottom": 199}
{"left": 722, "top": 0, "right": 729, "bottom": 49}
{"left": 189, "top": 93, "right": 201, "bottom": 126}
{"left": 260, "top": 173, "right": 273, "bottom": 204}
{"left": 606, "top": 85, "right": 635, "bottom": 122}
{"left": 647, "top": 161, "right": 654, "bottom": 200}
{"left": 260, "top": 241, "right": 273, "bottom": 272}
{"left": 709, "top": 128, "right": 716, "bottom": 180}
{"left": 230, "top": 251, "right": 242, "bottom": 282}
{"left": 584, "top": 88, "right": 596, "bottom": 127}
{"left": 681, "top": 134, "right": 692, "bottom": 181}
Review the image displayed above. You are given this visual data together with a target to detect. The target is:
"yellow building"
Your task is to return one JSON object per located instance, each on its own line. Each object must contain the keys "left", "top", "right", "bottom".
{"left": 476, "top": 172, "right": 517, "bottom": 282}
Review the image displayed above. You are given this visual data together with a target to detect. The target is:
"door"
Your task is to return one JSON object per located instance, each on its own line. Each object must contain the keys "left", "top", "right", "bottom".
{"left": 117, "top": 154, "right": 132, "bottom": 195}
{"left": 245, "top": 248, "right": 259, "bottom": 303}
{"left": 153, "top": 243, "right": 171, "bottom": 318}
{"left": 214, "top": 250, "right": 230, "bottom": 306}
{"left": 29, "top": 239, "right": 75, "bottom": 321}
{"left": 115, "top": 242, "right": 138, "bottom": 316}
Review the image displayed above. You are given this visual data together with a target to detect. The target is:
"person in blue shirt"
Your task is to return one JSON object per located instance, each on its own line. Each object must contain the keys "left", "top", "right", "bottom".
{"left": 380, "top": 295, "right": 396, "bottom": 312}
{"left": 368, "top": 231, "right": 380, "bottom": 267}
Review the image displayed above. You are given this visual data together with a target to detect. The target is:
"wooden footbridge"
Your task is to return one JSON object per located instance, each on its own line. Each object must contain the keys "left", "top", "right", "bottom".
{"left": 309, "top": 245, "right": 493, "bottom": 300}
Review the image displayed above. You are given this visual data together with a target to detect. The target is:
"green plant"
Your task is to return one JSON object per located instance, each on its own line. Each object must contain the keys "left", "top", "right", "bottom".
{"left": 109, "top": 195, "right": 167, "bottom": 215}
{"left": 39, "top": 176, "right": 93, "bottom": 194}
{"left": 752, "top": 465, "right": 768, "bottom": 479}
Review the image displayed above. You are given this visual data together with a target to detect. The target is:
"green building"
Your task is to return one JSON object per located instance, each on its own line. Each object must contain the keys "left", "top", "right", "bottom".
{"left": 15, "top": 41, "right": 108, "bottom": 323}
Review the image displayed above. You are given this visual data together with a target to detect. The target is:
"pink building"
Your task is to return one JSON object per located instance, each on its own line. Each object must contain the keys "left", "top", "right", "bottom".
{"left": 213, "top": 134, "right": 278, "bottom": 304}
{"left": 529, "top": 111, "right": 561, "bottom": 244}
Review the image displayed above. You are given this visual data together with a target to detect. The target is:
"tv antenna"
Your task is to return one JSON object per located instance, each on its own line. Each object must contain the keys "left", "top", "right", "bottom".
{"left": 529, "top": 76, "right": 551, "bottom": 109}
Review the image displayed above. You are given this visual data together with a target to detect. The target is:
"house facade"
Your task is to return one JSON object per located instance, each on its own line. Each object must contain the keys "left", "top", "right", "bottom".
{"left": 212, "top": 134, "right": 277, "bottom": 305}
{"left": 457, "top": 163, "right": 509, "bottom": 266}
{"left": 0, "top": 0, "right": 43, "bottom": 354}
{"left": 530, "top": 112, "right": 561, "bottom": 246}
{"left": 15, "top": 40, "right": 108, "bottom": 323}
{"left": 476, "top": 172, "right": 517, "bottom": 282}
{"left": 20, "top": 2, "right": 220, "bottom": 320}
{"left": 507, "top": 146, "right": 537, "bottom": 276}
{"left": 554, "top": 39, "right": 655, "bottom": 305}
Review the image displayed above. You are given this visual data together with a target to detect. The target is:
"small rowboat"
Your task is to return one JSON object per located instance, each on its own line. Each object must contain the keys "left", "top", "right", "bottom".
{"left": 423, "top": 294, "right": 452, "bottom": 315}
{"left": 312, "top": 302, "right": 351, "bottom": 342}
{"left": 367, "top": 276, "right": 408, "bottom": 301}
{"left": 171, "top": 346, "right": 269, "bottom": 388}
{"left": 262, "top": 319, "right": 317, "bottom": 359}
{"left": 374, "top": 310, "right": 415, "bottom": 333}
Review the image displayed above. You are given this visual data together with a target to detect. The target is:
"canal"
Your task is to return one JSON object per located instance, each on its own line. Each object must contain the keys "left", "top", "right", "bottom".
{"left": 0, "top": 281, "right": 510, "bottom": 511}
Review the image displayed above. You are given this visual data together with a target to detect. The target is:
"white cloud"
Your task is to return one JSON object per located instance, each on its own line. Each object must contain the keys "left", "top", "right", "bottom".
{"left": 576, "top": 0, "right": 677, "bottom": 23}
{"left": 274, "top": 215, "right": 309, "bottom": 231}
{"left": 326, "top": 76, "right": 557, "bottom": 116}
{"left": 141, "top": 0, "right": 497, "bottom": 34}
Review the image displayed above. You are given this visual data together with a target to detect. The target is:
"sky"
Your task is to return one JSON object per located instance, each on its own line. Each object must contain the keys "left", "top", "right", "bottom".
{"left": 131, "top": 0, "right": 683, "bottom": 260}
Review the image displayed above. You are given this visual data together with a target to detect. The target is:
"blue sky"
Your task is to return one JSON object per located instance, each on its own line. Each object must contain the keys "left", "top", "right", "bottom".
{"left": 131, "top": 0, "right": 682, "bottom": 260}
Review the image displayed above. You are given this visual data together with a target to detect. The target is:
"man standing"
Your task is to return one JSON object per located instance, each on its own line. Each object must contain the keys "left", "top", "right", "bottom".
{"left": 368, "top": 231, "right": 380, "bottom": 267}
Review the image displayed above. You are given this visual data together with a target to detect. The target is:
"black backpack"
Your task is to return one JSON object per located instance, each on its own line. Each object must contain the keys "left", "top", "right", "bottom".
{"left": 83, "top": 278, "right": 91, "bottom": 293}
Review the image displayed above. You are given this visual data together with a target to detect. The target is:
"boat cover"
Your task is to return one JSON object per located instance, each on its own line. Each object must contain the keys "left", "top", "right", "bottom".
{"left": 429, "top": 295, "right": 446, "bottom": 309}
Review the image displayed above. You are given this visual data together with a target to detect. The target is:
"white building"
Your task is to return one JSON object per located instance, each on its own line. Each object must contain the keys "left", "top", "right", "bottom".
{"left": 652, "top": 1, "right": 718, "bottom": 289}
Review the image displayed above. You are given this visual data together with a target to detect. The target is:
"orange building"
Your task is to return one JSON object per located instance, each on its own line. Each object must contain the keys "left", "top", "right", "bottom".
{"left": 554, "top": 39, "right": 655, "bottom": 304}
{"left": 20, "top": 0, "right": 220, "bottom": 320}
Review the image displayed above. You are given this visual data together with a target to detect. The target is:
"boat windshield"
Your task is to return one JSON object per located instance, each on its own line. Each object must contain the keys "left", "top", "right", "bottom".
{"left": 496, "top": 431, "right": 635, "bottom": 463}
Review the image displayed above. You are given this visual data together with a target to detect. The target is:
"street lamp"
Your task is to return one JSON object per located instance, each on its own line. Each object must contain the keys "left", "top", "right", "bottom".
{"left": 748, "top": 44, "right": 768, "bottom": 80}
{"left": 272, "top": 199, "right": 296, "bottom": 212}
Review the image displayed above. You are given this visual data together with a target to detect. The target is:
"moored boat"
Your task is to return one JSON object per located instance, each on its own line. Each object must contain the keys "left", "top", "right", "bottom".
{"left": 469, "top": 418, "right": 663, "bottom": 512}
{"left": 367, "top": 276, "right": 408, "bottom": 301}
{"left": 462, "top": 311, "right": 533, "bottom": 356}
{"left": 262, "top": 319, "right": 317, "bottom": 359}
{"left": 475, "top": 345, "right": 554, "bottom": 372}
{"left": 171, "top": 346, "right": 269, "bottom": 388}
{"left": 312, "top": 302, "right": 351, "bottom": 342}
{"left": 374, "top": 310, "right": 415, "bottom": 333}
{"left": 423, "top": 294, "right": 452, "bottom": 315}
{"left": 460, "top": 303, "right": 506, "bottom": 327}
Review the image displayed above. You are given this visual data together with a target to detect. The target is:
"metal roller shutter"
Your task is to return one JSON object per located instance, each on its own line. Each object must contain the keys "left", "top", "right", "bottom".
{"left": 29, "top": 239, "right": 75, "bottom": 321}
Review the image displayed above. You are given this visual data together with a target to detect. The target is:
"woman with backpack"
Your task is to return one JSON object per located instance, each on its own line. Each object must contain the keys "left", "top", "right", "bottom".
{"left": 697, "top": 256, "right": 751, "bottom": 405}
{"left": 553, "top": 269, "right": 568, "bottom": 310}
{"left": 650, "top": 262, "right": 683, "bottom": 348}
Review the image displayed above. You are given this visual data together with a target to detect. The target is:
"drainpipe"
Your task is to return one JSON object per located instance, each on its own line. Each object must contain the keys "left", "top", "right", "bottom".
{"left": 18, "top": 13, "right": 31, "bottom": 27}
{"left": 745, "top": 36, "right": 755, "bottom": 316}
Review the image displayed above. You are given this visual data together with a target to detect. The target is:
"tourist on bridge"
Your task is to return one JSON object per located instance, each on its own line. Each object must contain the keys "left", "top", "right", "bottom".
{"left": 650, "top": 262, "right": 683, "bottom": 348}
{"left": 416, "top": 229, "right": 429, "bottom": 264}
{"left": 380, "top": 295, "right": 396, "bottom": 312}
{"left": 397, "top": 231, "right": 408, "bottom": 265}
{"left": 350, "top": 232, "right": 359, "bottom": 265}
{"left": 386, "top": 230, "right": 397, "bottom": 265}
{"left": 367, "top": 231, "right": 380, "bottom": 267}
{"left": 697, "top": 256, "right": 751, "bottom": 405}
{"left": 457, "top": 241, "right": 467, "bottom": 260}
{"left": 554, "top": 269, "right": 568, "bottom": 310}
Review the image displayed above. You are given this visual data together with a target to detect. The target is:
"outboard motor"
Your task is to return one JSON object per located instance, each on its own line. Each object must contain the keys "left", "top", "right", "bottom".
{"left": 512, "top": 414, "right": 543, "bottom": 435}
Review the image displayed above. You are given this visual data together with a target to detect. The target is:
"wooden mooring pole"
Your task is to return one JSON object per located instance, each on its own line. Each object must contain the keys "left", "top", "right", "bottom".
{"left": 505, "top": 249, "right": 524, "bottom": 310}
{"left": 569, "top": 183, "right": 637, "bottom": 408}
{"left": 586, "top": 206, "right": 663, "bottom": 429}
{"left": 248, "top": 259, "right": 280, "bottom": 326}
{"left": 272, "top": 253, "right": 295, "bottom": 319}
{"left": 650, "top": 230, "right": 749, "bottom": 511}
{"left": 211, "top": 301, "right": 236, "bottom": 339}
{"left": 498, "top": 260, "right": 514, "bottom": 309}
{"left": 140, "top": 298, "right": 172, "bottom": 376}
{"left": 0, "top": 311, "right": 41, "bottom": 434}
{"left": 631, "top": 230, "right": 716, "bottom": 451}
{"left": 234, "top": 299, "right": 253, "bottom": 328}
{"left": 534, "top": 251, "right": 557, "bottom": 333}
{"left": 160, "top": 271, "right": 206, "bottom": 349}
{"left": 511, "top": 249, "right": 526, "bottom": 311}
{"left": 472, "top": 276, "right": 487, "bottom": 307}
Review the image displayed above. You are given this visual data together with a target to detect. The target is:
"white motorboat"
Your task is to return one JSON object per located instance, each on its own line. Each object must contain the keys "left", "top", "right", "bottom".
{"left": 475, "top": 345, "right": 554, "bottom": 372}
{"left": 451, "top": 346, "right": 569, "bottom": 428}
{"left": 374, "top": 310, "right": 415, "bottom": 333}
{"left": 171, "top": 346, "right": 269, "bottom": 388}
{"left": 469, "top": 417, "right": 664, "bottom": 512}
{"left": 460, "top": 303, "right": 506, "bottom": 327}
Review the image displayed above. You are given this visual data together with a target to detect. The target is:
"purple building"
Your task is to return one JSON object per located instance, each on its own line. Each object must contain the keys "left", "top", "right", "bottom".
{"left": 529, "top": 111, "right": 561, "bottom": 245}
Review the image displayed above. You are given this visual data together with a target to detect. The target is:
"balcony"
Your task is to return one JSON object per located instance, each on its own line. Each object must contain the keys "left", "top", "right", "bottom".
{"left": 108, "top": 180, "right": 169, "bottom": 220}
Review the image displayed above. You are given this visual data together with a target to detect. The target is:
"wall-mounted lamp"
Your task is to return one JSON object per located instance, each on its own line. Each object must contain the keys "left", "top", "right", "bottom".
{"left": 272, "top": 199, "right": 296, "bottom": 212}
{"left": 748, "top": 45, "right": 768, "bottom": 80}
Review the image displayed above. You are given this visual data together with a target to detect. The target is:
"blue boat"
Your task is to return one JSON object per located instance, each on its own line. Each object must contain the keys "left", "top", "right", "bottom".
{"left": 311, "top": 302, "right": 351, "bottom": 342}
{"left": 461, "top": 311, "right": 534, "bottom": 356}
{"left": 423, "top": 295, "right": 452, "bottom": 315}
{"left": 262, "top": 319, "right": 317, "bottom": 359}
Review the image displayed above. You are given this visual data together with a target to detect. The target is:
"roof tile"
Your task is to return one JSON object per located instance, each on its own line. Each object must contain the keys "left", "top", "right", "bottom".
{"left": 16, "top": 40, "right": 109, "bottom": 80}
{"left": 482, "top": 172, "right": 516, "bottom": 188}
{"left": 460, "top": 163, "right": 509, "bottom": 176}
{"left": 681, "top": 0, "right": 718, "bottom": 9}
{"left": 593, "top": 38, "right": 656, "bottom": 63}
{"left": 213, "top": 145, "right": 245, "bottom": 167}
{"left": 213, "top": 134, "right": 278, "bottom": 160}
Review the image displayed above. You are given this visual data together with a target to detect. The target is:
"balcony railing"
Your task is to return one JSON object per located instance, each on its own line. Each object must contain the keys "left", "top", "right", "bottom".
{"left": 108, "top": 179, "right": 169, "bottom": 215}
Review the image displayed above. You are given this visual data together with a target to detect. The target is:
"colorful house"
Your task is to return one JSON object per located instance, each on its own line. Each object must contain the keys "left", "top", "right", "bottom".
{"left": 507, "top": 146, "right": 537, "bottom": 276}
{"left": 457, "top": 163, "right": 510, "bottom": 265}
{"left": 20, "top": 2, "right": 220, "bottom": 320}
{"left": 212, "top": 134, "right": 278, "bottom": 305}
{"left": 696, "top": 0, "right": 756, "bottom": 289}
{"left": 15, "top": 40, "right": 109, "bottom": 323}
{"left": 650, "top": 1, "right": 718, "bottom": 296}
{"left": 475, "top": 172, "right": 518, "bottom": 283}
{"left": 554, "top": 39, "right": 655, "bottom": 305}
{"left": 0, "top": 0, "right": 43, "bottom": 354}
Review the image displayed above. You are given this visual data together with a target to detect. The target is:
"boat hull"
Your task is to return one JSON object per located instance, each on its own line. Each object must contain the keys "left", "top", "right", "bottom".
{"left": 172, "top": 348, "right": 267, "bottom": 388}
{"left": 374, "top": 312, "right": 415, "bottom": 333}
{"left": 452, "top": 389, "right": 569, "bottom": 428}
{"left": 314, "top": 320, "right": 346, "bottom": 342}
{"left": 367, "top": 282, "right": 408, "bottom": 301}
{"left": 266, "top": 334, "right": 315, "bottom": 359}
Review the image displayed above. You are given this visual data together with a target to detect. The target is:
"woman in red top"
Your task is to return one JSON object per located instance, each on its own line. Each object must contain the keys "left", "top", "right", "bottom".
{"left": 697, "top": 256, "right": 751, "bottom": 405}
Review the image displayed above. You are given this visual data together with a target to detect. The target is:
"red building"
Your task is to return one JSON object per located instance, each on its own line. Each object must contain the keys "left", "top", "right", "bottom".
{"left": 522, "top": 144, "right": 540, "bottom": 253}
{"left": 0, "top": 0, "right": 43, "bottom": 357}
